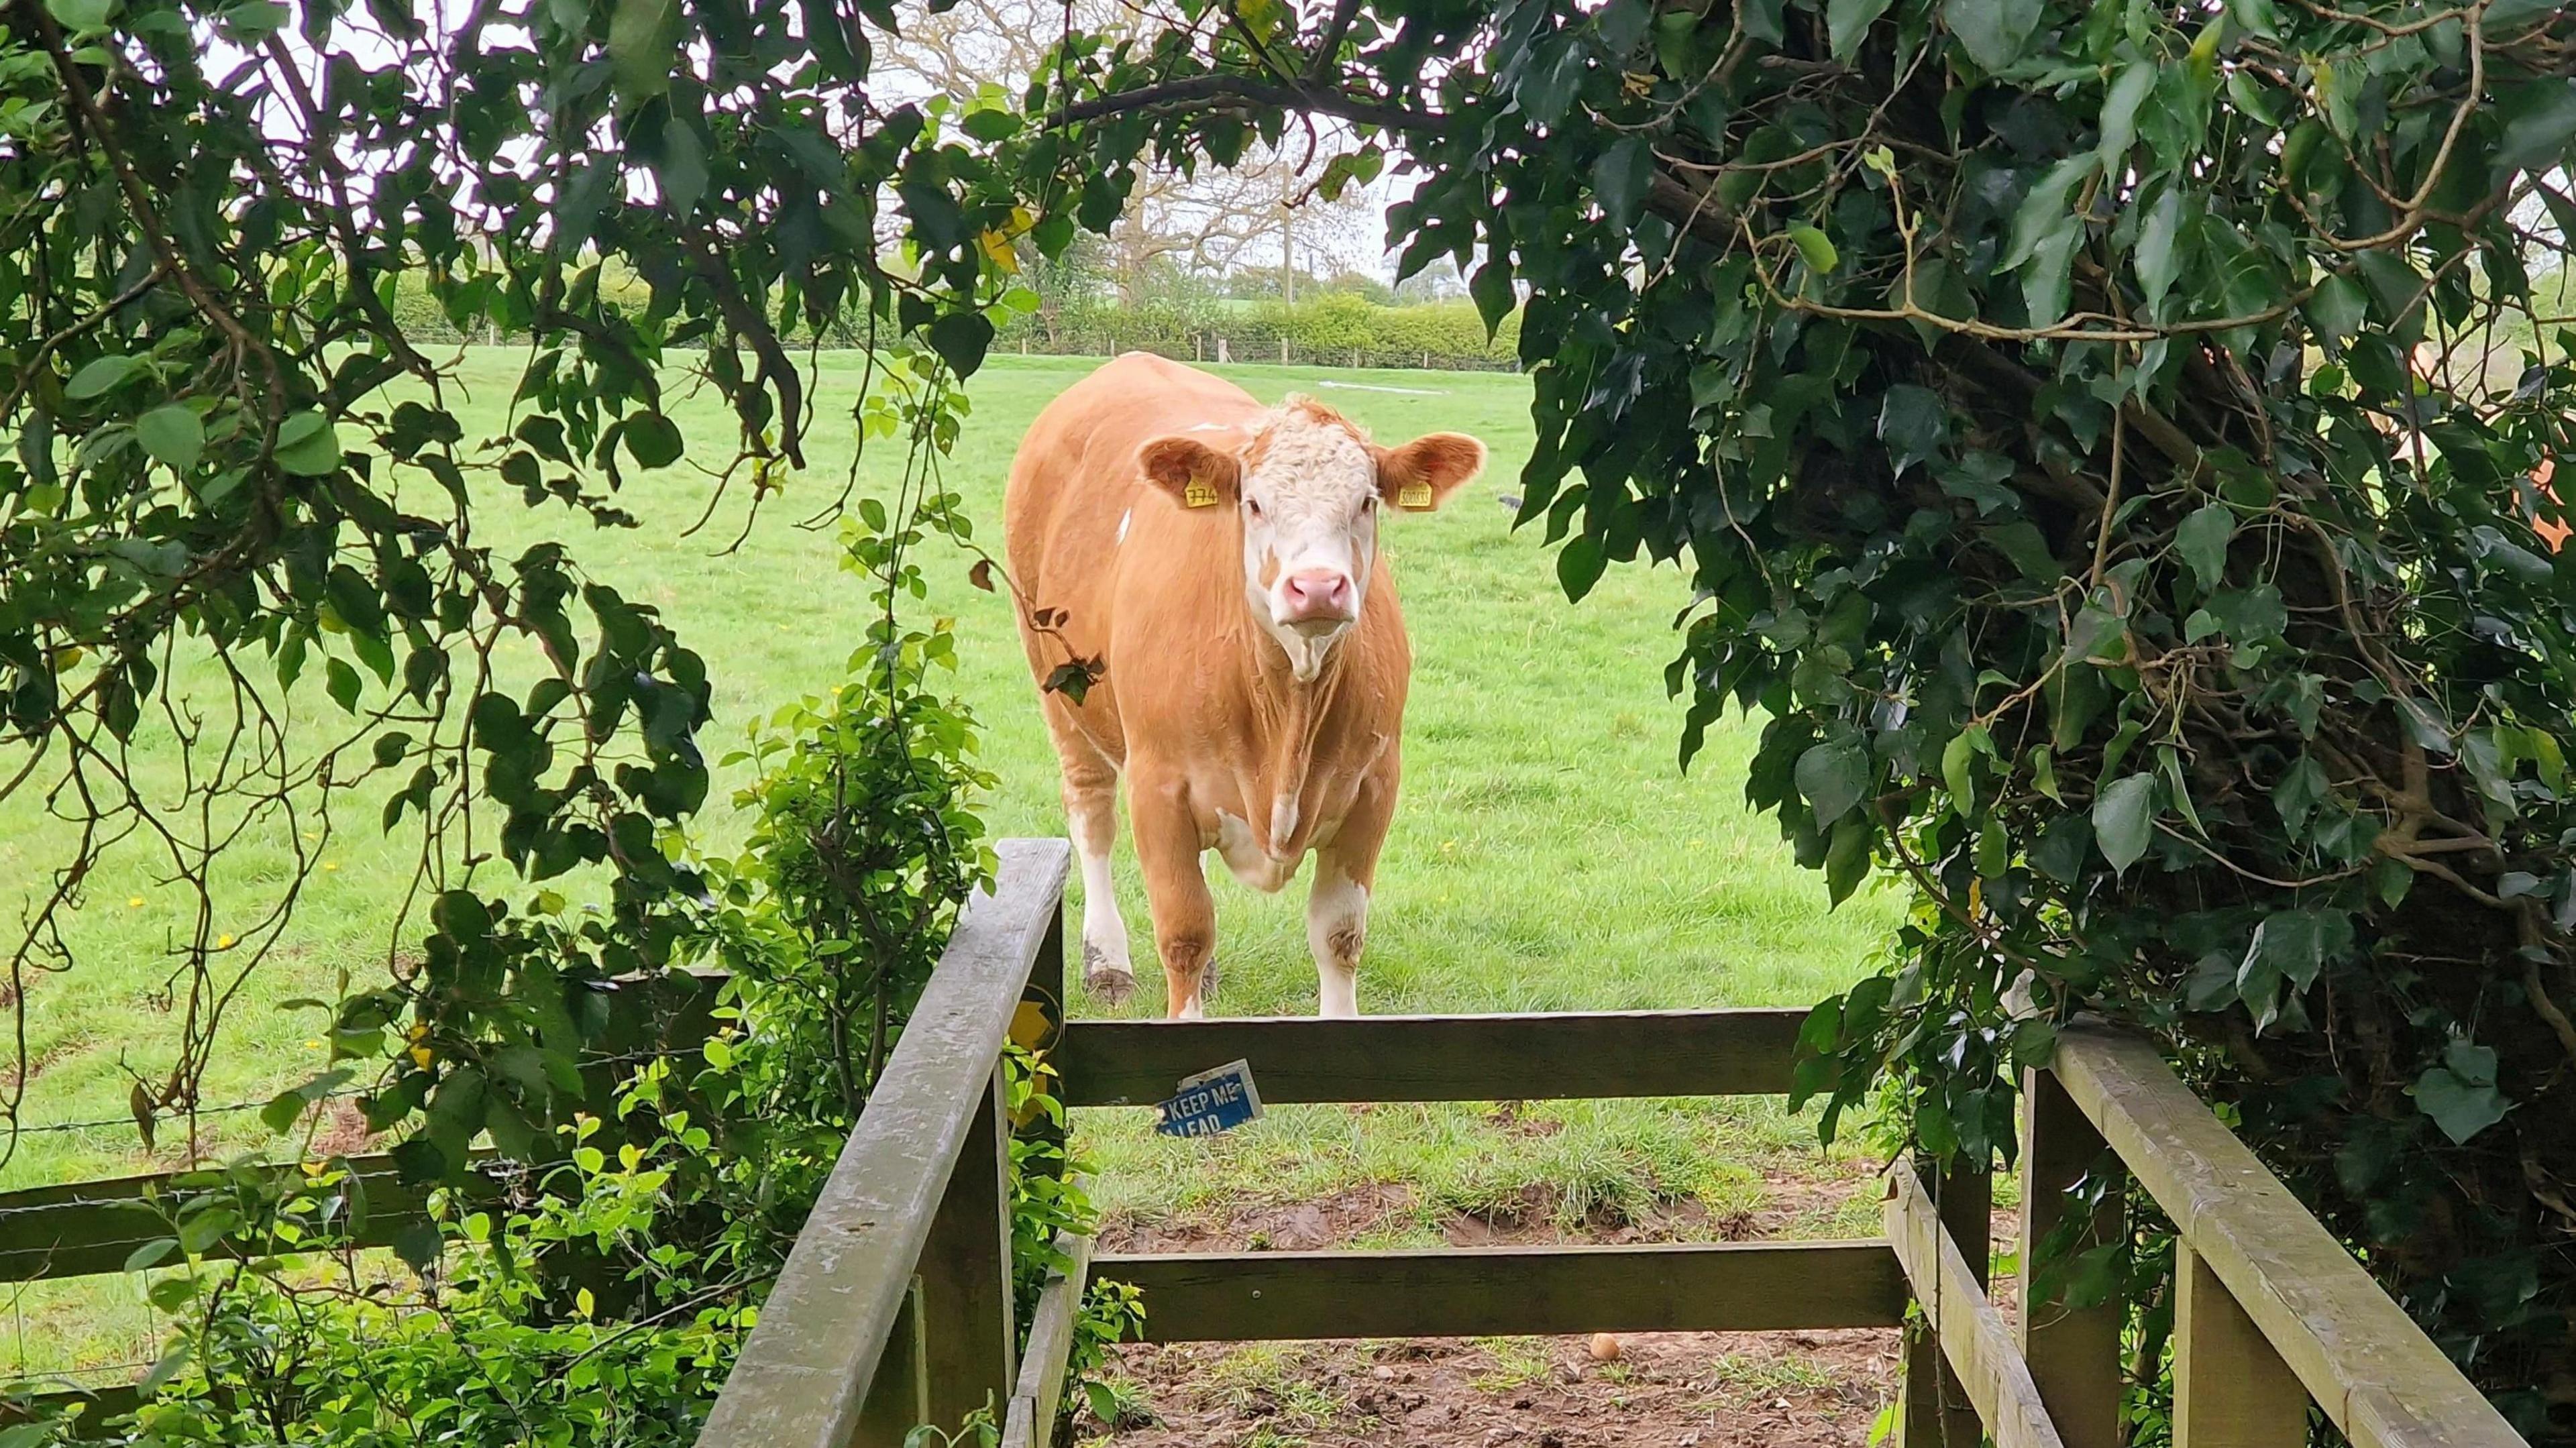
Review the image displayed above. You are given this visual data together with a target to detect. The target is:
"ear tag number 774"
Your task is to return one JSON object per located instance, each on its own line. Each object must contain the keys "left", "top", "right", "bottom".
{"left": 1184, "top": 478, "right": 1219, "bottom": 508}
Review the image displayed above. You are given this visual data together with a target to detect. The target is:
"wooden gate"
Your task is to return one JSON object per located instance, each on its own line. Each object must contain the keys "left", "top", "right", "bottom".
{"left": 696, "top": 840, "right": 2533, "bottom": 1448}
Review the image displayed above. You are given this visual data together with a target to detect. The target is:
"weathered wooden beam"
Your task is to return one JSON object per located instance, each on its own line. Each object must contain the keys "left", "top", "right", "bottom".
{"left": 999, "top": 1231, "right": 1095, "bottom": 1448}
{"left": 1093, "top": 1241, "right": 1906, "bottom": 1341}
{"left": 698, "top": 838, "right": 1071, "bottom": 1448}
{"left": 1883, "top": 1167, "right": 2066, "bottom": 1448}
{"left": 2019, "top": 1068, "right": 2125, "bottom": 1448}
{"left": 1057, "top": 1009, "right": 1806, "bottom": 1106}
{"left": 2174, "top": 1238, "right": 2308, "bottom": 1448}
{"left": 2052, "top": 1024, "right": 2528, "bottom": 1448}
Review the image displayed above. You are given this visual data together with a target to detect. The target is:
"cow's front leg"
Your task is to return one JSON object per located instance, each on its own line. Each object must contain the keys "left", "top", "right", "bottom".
{"left": 1059, "top": 750, "right": 1135, "bottom": 1005}
{"left": 1307, "top": 770, "right": 1393, "bottom": 1019}
{"left": 1128, "top": 771, "right": 1218, "bottom": 1020}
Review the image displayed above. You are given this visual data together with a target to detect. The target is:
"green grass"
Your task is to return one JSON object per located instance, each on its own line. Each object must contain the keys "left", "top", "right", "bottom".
{"left": 0, "top": 349, "right": 1902, "bottom": 1380}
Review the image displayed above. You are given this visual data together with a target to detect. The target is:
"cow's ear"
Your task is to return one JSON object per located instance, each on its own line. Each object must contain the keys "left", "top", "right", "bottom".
{"left": 1138, "top": 437, "right": 1240, "bottom": 511}
{"left": 1377, "top": 433, "right": 1486, "bottom": 512}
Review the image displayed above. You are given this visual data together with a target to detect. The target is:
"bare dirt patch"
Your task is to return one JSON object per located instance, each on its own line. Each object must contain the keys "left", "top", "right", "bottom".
{"left": 1082, "top": 1329, "right": 1897, "bottom": 1447}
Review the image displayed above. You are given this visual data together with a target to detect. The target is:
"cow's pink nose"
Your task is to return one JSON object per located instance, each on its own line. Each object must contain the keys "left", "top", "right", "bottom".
{"left": 1281, "top": 569, "right": 1354, "bottom": 621}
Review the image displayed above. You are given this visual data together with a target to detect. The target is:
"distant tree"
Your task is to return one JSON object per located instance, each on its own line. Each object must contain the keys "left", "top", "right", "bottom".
{"left": 882, "top": 0, "right": 1380, "bottom": 300}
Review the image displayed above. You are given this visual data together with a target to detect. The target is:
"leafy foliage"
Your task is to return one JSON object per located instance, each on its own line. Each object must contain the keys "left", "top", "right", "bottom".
{"left": 0, "top": 0, "right": 1039, "bottom": 1150}
{"left": 1022, "top": 0, "right": 2576, "bottom": 1431}
{"left": 4, "top": 0, "right": 1119, "bottom": 1438}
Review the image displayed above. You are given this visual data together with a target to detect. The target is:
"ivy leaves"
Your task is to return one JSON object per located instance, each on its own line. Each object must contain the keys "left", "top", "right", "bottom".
{"left": 2415, "top": 1040, "right": 2511, "bottom": 1144}
{"left": 1797, "top": 737, "right": 1872, "bottom": 824}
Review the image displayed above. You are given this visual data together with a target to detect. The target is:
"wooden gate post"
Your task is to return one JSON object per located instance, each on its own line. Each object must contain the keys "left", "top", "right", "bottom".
{"left": 912, "top": 1063, "right": 1018, "bottom": 1435}
{"left": 2173, "top": 1240, "right": 2308, "bottom": 1448}
{"left": 1898, "top": 1156, "right": 1989, "bottom": 1447}
{"left": 2019, "top": 1068, "right": 2125, "bottom": 1448}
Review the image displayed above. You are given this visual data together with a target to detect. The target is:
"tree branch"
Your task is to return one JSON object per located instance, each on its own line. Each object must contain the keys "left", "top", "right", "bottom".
{"left": 1048, "top": 72, "right": 1451, "bottom": 136}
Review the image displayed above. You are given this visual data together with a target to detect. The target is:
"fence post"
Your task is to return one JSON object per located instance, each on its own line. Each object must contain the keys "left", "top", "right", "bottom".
{"left": 854, "top": 1283, "right": 931, "bottom": 1443}
{"left": 912, "top": 1062, "right": 1018, "bottom": 1435}
{"left": 1897, "top": 1156, "right": 1988, "bottom": 1448}
{"left": 2173, "top": 1239, "right": 2307, "bottom": 1448}
{"left": 2019, "top": 1068, "right": 2125, "bottom": 1448}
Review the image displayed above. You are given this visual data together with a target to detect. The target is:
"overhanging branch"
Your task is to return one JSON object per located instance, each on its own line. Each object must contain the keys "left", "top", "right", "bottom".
{"left": 1047, "top": 72, "right": 1452, "bottom": 137}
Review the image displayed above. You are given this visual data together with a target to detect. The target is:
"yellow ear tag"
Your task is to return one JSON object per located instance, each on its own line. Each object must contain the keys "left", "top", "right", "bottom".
{"left": 1397, "top": 482, "right": 1434, "bottom": 510}
{"left": 1183, "top": 478, "right": 1219, "bottom": 508}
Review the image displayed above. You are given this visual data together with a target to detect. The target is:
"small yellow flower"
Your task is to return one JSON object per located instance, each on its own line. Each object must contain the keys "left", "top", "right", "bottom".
{"left": 322, "top": 861, "right": 339, "bottom": 872}
{"left": 304, "top": 1038, "right": 323, "bottom": 1050}
{"left": 215, "top": 934, "right": 236, "bottom": 950}
{"left": 127, "top": 896, "right": 144, "bottom": 909}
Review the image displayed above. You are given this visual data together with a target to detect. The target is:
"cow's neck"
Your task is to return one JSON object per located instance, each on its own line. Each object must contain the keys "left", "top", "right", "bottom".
{"left": 1237, "top": 615, "right": 1356, "bottom": 854}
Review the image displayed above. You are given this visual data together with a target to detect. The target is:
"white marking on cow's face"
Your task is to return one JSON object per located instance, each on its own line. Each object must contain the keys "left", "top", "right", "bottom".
{"left": 1238, "top": 406, "right": 1382, "bottom": 679}
{"left": 1116, "top": 508, "right": 1131, "bottom": 546}
{"left": 1136, "top": 404, "right": 1485, "bottom": 684}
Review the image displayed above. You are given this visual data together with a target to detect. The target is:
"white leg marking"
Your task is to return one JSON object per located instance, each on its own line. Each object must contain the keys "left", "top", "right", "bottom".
{"left": 1173, "top": 979, "right": 1207, "bottom": 1019}
{"left": 1070, "top": 804, "right": 1133, "bottom": 992}
{"left": 1307, "top": 866, "right": 1368, "bottom": 1019}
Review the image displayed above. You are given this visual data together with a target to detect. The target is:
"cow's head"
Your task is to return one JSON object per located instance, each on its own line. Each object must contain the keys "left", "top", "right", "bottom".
{"left": 1138, "top": 398, "right": 1485, "bottom": 680}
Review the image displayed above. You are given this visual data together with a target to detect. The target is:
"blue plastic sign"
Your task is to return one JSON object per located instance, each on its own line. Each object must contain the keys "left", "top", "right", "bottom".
{"left": 1153, "top": 1059, "right": 1264, "bottom": 1137}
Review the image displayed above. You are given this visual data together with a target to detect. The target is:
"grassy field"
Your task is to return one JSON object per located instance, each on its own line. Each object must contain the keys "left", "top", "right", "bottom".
{"left": 0, "top": 350, "right": 1902, "bottom": 1383}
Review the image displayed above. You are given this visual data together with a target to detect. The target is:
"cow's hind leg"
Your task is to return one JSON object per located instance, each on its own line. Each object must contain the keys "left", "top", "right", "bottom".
{"left": 1051, "top": 728, "right": 1136, "bottom": 1005}
{"left": 1307, "top": 768, "right": 1395, "bottom": 1019}
{"left": 1129, "top": 771, "right": 1218, "bottom": 1019}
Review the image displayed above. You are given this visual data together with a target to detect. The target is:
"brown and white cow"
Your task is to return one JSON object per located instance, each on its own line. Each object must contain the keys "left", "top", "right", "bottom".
{"left": 1004, "top": 353, "right": 1486, "bottom": 1018}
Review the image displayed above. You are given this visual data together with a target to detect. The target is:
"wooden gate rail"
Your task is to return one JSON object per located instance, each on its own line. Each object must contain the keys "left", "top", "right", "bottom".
{"left": 1887, "top": 1022, "right": 2531, "bottom": 1448}
{"left": 699, "top": 838, "right": 1069, "bottom": 1448}
{"left": 1098, "top": 1241, "right": 1905, "bottom": 1341}
{"left": 1050, "top": 1008, "right": 1904, "bottom": 1417}
{"left": 1055, "top": 1008, "right": 1804, "bottom": 1103}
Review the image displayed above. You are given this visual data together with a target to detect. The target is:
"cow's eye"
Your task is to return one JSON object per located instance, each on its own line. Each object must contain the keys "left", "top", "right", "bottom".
{"left": 1362, "top": 496, "right": 1377, "bottom": 514}
{"left": 1244, "top": 498, "right": 1264, "bottom": 519}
